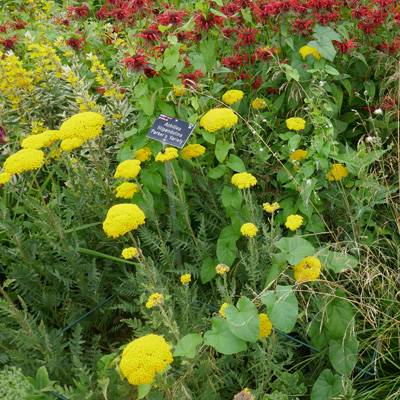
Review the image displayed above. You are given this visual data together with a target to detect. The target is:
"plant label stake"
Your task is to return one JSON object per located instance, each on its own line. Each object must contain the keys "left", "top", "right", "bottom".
{"left": 147, "top": 115, "right": 195, "bottom": 267}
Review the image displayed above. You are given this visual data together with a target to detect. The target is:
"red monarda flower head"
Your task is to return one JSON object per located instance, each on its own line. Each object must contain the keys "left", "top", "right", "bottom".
{"left": 157, "top": 10, "right": 186, "bottom": 26}
{"left": 334, "top": 39, "right": 356, "bottom": 53}
{"left": 68, "top": 3, "right": 90, "bottom": 18}
{"left": 177, "top": 31, "right": 201, "bottom": 42}
{"left": 139, "top": 24, "right": 161, "bottom": 42}
{"left": 13, "top": 20, "right": 27, "bottom": 30}
{"left": 180, "top": 69, "right": 204, "bottom": 87}
{"left": 221, "top": 2, "right": 241, "bottom": 16}
{"left": 0, "top": 24, "right": 7, "bottom": 33}
{"left": 222, "top": 55, "right": 244, "bottom": 70}
{"left": 194, "top": 12, "right": 223, "bottom": 31}
{"left": 237, "top": 28, "right": 258, "bottom": 46}
{"left": 144, "top": 66, "right": 157, "bottom": 77}
{"left": 66, "top": 36, "right": 85, "bottom": 49}
{"left": 252, "top": 75, "right": 263, "bottom": 89}
{"left": 0, "top": 36, "right": 17, "bottom": 50}
{"left": 123, "top": 53, "right": 148, "bottom": 70}
{"left": 292, "top": 18, "right": 314, "bottom": 35}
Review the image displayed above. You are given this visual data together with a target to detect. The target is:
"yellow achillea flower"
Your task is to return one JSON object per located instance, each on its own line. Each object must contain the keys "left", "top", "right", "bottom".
{"left": 251, "top": 98, "right": 267, "bottom": 110}
{"left": 3, "top": 149, "right": 44, "bottom": 174}
{"left": 119, "top": 334, "right": 173, "bottom": 385}
{"left": 59, "top": 112, "right": 105, "bottom": 141}
{"left": 215, "top": 263, "right": 230, "bottom": 275}
{"left": 293, "top": 256, "right": 321, "bottom": 283}
{"left": 114, "top": 159, "right": 141, "bottom": 179}
{"left": 285, "top": 214, "right": 304, "bottom": 231}
{"left": 233, "top": 388, "right": 255, "bottom": 400}
{"left": 155, "top": 147, "right": 178, "bottom": 162}
{"left": 121, "top": 247, "right": 139, "bottom": 259}
{"left": 115, "top": 182, "right": 139, "bottom": 199}
{"left": 299, "top": 45, "right": 321, "bottom": 60}
{"left": 60, "top": 137, "right": 84, "bottom": 152}
{"left": 222, "top": 89, "right": 244, "bottom": 105}
{"left": 102, "top": 203, "right": 145, "bottom": 239}
{"left": 173, "top": 84, "right": 186, "bottom": 96}
{"left": 286, "top": 117, "right": 306, "bottom": 131}
{"left": 180, "top": 273, "right": 192, "bottom": 285}
{"left": 263, "top": 202, "right": 280, "bottom": 213}
{"left": 258, "top": 313, "right": 272, "bottom": 338}
{"left": 240, "top": 223, "right": 258, "bottom": 238}
{"left": 21, "top": 130, "right": 60, "bottom": 149}
{"left": 199, "top": 108, "right": 238, "bottom": 132}
{"left": 135, "top": 147, "right": 152, "bottom": 162}
{"left": 181, "top": 144, "right": 206, "bottom": 160}
{"left": 146, "top": 293, "right": 164, "bottom": 309}
{"left": 326, "top": 163, "right": 349, "bottom": 181}
{"left": 231, "top": 172, "right": 257, "bottom": 189}
{"left": 290, "top": 149, "right": 308, "bottom": 161}
{"left": 219, "top": 302, "right": 230, "bottom": 318}
{"left": 0, "top": 172, "right": 12, "bottom": 184}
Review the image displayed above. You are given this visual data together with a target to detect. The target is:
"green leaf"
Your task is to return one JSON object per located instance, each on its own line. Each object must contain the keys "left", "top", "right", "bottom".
{"left": 225, "top": 297, "right": 259, "bottom": 343}
{"left": 308, "top": 39, "right": 336, "bottom": 62}
{"left": 163, "top": 46, "right": 180, "bottom": 70}
{"left": 318, "top": 249, "right": 358, "bottom": 273}
{"left": 221, "top": 186, "right": 242, "bottom": 209}
{"left": 141, "top": 169, "right": 162, "bottom": 194}
{"left": 200, "top": 38, "right": 217, "bottom": 72}
{"left": 215, "top": 140, "right": 232, "bottom": 163}
{"left": 313, "top": 24, "right": 341, "bottom": 42}
{"left": 324, "top": 65, "right": 340, "bottom": 76}
{"left": 138, "top": 384, "right": 152, "bottom": 399}
{"left": 140, "top": 95, "right": 155, "bottom": 116}
{"left": 204, "top": 318, "right": 247, "bottom": 354}
{"left": 329, "top": 332, "right": 359, "bottom": 375}
{"left": 200, "top": 257, "right": 217, "bottom": 283}
{"left": 226, "top": 154, "right": 246, "bottom": 172}
{"left": 311, "top": 369, "right": 343, "bottom": 400}
{"left": 261, "top": 285, "right": 298, "bottom": 333}
{"left": 324, "top": 293, "right": 355, "bottom": 340}
{"left": 202, "top": 130, "right": 216, "bottom": 144}
{"left": 275, "top": 237, "right": 315, "bottom": 265}
{"left": 216, "top": 225, "right": 239, "bottom": 265}
{"left": 208, "top": 164, "right": 228, "bottom": 179}
{"left": 174, "top": 334, "right": 203, "bottom": 358}
{"left": 308, "top": 318, "right": 330, "bottom": 350}
{"left": 35, "top": 366, "right": 50, "bottom": 390}
{"left": 283, "top": 64, "right": 299, "bottom": 82}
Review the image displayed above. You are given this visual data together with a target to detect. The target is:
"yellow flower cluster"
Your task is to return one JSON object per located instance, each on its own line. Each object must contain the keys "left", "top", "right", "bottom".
{"left": 173, "top": 84, "right": 186, "bottom": 96}
{"left": 231, "top": 172, "right": 257, "bottom": 189}
{"left": 88, "top": 54, "right": 113, "bottom": 87}
{"left": 146, "top": 293, "right": 164, "bottom": 309}
{"left": 21, "top": 130, "right": 60, "bottom": 149}
{"left": 115, "top": 182, "right": 139, "bottom": 199}
{"left": 290, "top": 149, "right": 308, "bottom": 161}
{"left": 119, "top": 334, "right": 173, "bottom": 385}
{"left": 251, "top": 97, "right": 267, "bottom": 110}
{"left": 60, "top": 138, "right": 84, "bottom": 152}
{"left": 293, "top": 256, "right": 321, "bottom": 283}
{"left": 114, "top": 160, "right": 141, "bottom": 179}
{"left": 219, "top": 302, "right": 229, "bottom": 318}
{"left": 0, "top": 172, "right": 12, "bottom": 185}
{"left": 102, "top": 203, "right": 146, "bottom": 238}
{"left": 240, "top": 223, "right": 258, "bottom": 238}
{"left": 259, "top": 313, "right": 272, "bottom": 338}
{"left": 0, "top": 53, "right": 34, "bottom": 108}
{"left": 121, "top": 247, "right": 139, "bottom": 260}
{"left": 3, "top": 149, "right": 45, "bottom": 175}
{"left": 215, "top": 263, "right": 230, "bottom": 275}
{"left": 326, "top": 163, "right": 349, "bottom": 181}
{"left": 180, "top": 273, "right": 192, "bottom": 285}
{"left": 135, "top": 147, "right": 152, "bottom": 162}
{"left": 27, "top": 42, "right": 62, "bottom": 79}
{"left": 181, "top": 144, "right": 206, "bottom": 160}
{"left": 199, "top": 108, "right": 238, "bottom": 132}
{"left": 222, "top": 89, "right": 244, "bottom": 105}
{"left": 286, "top": 117, "right": 306, "bottom": 131}
{"left": 59, "top": 112, "right": 104, "bottom": 141}
{"left": 285, "top": 214, "right": 304, "bottom": 231}
{"left": 155, "top": 147, "right": 178, "bottom": 162}
{"left": 299, "top": 45, "right": 321, "bottom": 60}
{"left": 263, "top": 202, "right": 280, "bottom": 213}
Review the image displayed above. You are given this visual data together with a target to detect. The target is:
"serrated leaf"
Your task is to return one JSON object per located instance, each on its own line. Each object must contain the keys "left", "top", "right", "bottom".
{"left": 275, "top": 237, "right": 315, "bottom": 264}
{"left": 163, "top": 46, "right": 180, "bottom": 70}
{"left": 318, "top": 249, "right": 358, "bottom": 273}
{"left": 311, "top": 369, "right": 343, "bottom": 400}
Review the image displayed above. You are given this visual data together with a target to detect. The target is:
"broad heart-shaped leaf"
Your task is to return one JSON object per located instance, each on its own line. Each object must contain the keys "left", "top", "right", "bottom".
{"left": 318, "top": 248, "right": 358, "bottom": 273}
{"left": 208, "top": 164, "right": 228, "bottom": 179}
{"left": 200, "top": 257, "right": 217, "bottom": 283}
{"left": 308, "top": 39, "right": 336, "bottom": 62}
{"left": 138, "top": 384, "right": 152, "bottom": 399}
{"left": 215, "top": 140, "right": 232, "bottom": 163}
{"left": 141, "top": 169, "right": 162, "bottom": 194}
{"left": 200, "top": 38, "right": 217, "bottom": 72}
{"left": 204, "top": 318, "right": 247, "bottom": 354}
{"left": 275, "top": 237, "right": 315, "bottom": 265}
{"left": 329, "top": 332, "right": 359, "bottom": 375}
{"left": 311, "top": 369, "right": 343, "bottom": 400}
{"left": 139, "top": 94, "right": 155, "bottom": 116}
{"left": 313, "top": 24, "right": 342, "bottom": 42}
{"left": 221, "top": 186, "right": 242, "bottom": 210}
{"left": 226, "top": 154, "right": 246, "bottom": 172}
{"left": 225, "top": 297, "right": 259, "bottom": 343}
{"left": 163, "top": 46, "right": 179, "bottom": 70}
{"left": 216, "top": 225, "right": 240, "bottom": 265}
{"left": 324, "top": 292, "right": 355, "bottom": 340}
{"left": 174, "top": 334, "right": 203, "bottom": 359}
{"left": 261, "top": 285, "right": 298, "bottom": 333}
